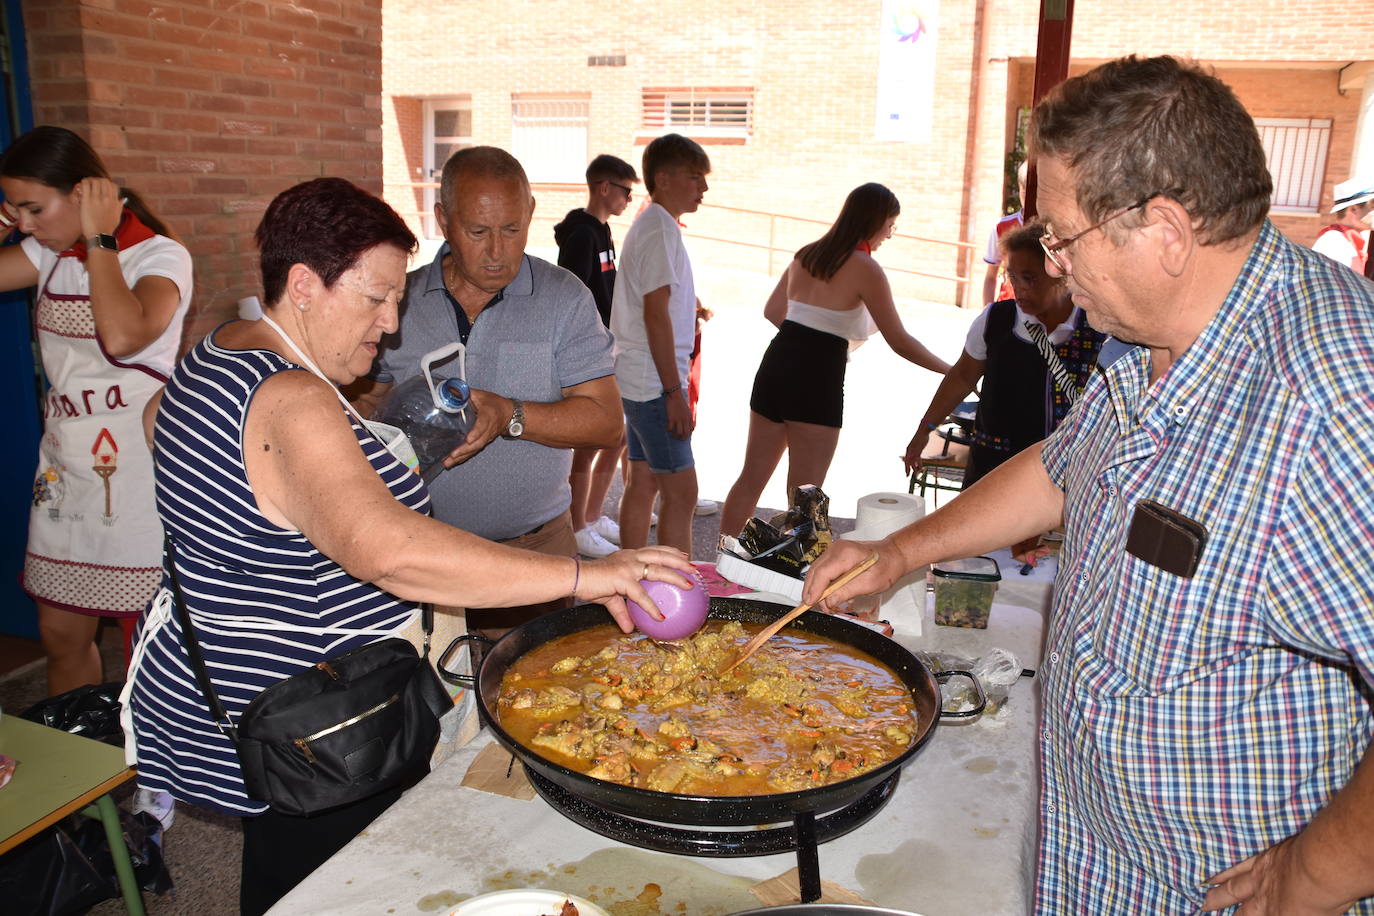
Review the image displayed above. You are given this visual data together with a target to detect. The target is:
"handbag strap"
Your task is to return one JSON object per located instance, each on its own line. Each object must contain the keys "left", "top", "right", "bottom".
{"left": 163, "top": 533, "right": 239, "bottom": 743}
{"left": 161, "top": 534, "right": 436, "bottom": 744}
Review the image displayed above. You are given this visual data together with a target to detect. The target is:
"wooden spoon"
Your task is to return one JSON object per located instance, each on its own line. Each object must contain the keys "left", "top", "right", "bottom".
{"left": 719, "top": 552, "right": 880, "bottom": 675}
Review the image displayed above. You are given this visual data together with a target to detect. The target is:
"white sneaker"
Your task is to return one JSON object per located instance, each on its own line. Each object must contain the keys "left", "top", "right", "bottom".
{"left": 694, "top": 499, "right": 720, "bottom": 516}
{"left": 574, "top": 527, "right": 617, "bottom": 558}
{"left": 590, "top": 515, "right": 621, "bottom": 545}
{"left": 133, "top": 787, "right": 176, "bottom": 832}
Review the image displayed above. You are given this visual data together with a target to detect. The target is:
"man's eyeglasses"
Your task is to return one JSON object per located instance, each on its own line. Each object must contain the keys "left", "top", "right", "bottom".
{"left": 606, "top": 181, "right": 632, "bottom": 198}
{"left": 1040, "top": 196, "right": 1152, "bottom": 273}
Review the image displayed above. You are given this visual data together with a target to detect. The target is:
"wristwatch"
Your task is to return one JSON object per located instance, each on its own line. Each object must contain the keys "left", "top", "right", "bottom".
{"left": 504, "top": 398, "right": 525, "bottom": 439}
{"left": 88, "top": 233, "right": 118, "bottom": 253}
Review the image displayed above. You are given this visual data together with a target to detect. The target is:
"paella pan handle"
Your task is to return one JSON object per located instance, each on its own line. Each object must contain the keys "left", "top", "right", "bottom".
{"left": 437, "top": 634, "right": 494, "bottom": 688}
{"left": 934, "top": 668, "right": 987, "bottom": 718}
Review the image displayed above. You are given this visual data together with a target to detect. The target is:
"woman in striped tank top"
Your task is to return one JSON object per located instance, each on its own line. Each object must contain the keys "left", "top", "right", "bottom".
{"left": 124, "top": 178, "right": 692, "bottom": 915}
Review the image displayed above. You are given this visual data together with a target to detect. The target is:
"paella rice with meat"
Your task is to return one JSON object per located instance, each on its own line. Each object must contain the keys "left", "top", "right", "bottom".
{"left": 497, "top": 619, "right": 922, "bottom": 796}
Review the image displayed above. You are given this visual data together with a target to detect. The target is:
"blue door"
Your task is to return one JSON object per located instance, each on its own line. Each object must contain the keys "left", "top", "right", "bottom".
{"left": 1, "top": 4, "right": 41, "bottom": 638}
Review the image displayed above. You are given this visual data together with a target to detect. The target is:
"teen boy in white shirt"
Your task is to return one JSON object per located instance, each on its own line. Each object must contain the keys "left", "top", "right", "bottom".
{"left": 611, "top": 134, "right": 710, "bottom": 554}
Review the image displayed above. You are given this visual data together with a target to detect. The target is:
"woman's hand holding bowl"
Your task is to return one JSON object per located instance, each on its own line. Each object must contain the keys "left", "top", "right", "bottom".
{"left": 577, "top": 547, "right": 695, "bottom": 633}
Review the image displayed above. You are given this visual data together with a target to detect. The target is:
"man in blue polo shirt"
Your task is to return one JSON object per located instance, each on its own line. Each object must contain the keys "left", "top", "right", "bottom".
{"left": 355, "top": 146, "right": 622, "bottom": 632}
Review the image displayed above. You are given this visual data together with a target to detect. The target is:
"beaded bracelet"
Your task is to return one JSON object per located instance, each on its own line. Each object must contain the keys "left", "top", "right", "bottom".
{"left": 569, "top": 555, "right": 581, "bottom": 598}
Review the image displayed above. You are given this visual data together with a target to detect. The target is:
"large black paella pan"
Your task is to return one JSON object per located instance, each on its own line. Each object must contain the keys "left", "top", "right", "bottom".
{"left": 444, "top": 596, "right": 979, "bottom": 829}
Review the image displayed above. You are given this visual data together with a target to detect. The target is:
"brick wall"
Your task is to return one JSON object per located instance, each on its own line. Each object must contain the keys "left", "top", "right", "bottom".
{"left": 383, "top": 0, "right": 1373, "bottom": 306}
{"left": 20, "top": 0, "right": 386, "bottom": 345}
{"left": 1208, "top": 67, "right": 1361, "bottom": 245}
{"left": 999, "top": 61, "right": 1363, "bottom": 245}
{"left": 991, "top": 0, "right": 1374, "bottom": 62}
{"left": 382, "top": 0, "right": 992, "bottom": 305}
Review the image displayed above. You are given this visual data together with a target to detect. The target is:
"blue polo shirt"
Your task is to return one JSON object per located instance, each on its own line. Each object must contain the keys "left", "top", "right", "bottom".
{"left": 373, "top": 245, "right": 614, "bottom": 539}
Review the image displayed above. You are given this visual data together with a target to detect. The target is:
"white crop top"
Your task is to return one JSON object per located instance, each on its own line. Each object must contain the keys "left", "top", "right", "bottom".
{"left": 785, "top": 299, "right": 877, "bottom": 342}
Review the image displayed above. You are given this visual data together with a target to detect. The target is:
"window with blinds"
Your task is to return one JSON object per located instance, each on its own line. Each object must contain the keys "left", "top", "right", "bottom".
{"left": 511, "top": 96, "right": 590, "bottom": 183}
{"left": 642, "top": 88, "right": 754, "bottom": 137}
{"left": 1256, "top": 117, "right": 1331, "bottom": 213}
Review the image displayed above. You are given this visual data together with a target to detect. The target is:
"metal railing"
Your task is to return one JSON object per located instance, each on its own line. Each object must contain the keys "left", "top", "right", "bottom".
{"left": 392, "top": 183, "right": 979, "bottom": 306}
{"left": 668, "top": 201, "right": 977, "bottom": 305}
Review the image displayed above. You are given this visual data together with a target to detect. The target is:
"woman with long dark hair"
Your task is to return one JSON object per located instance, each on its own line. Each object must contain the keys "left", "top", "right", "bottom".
{"left": 0, "top": 125, "right": 192, "bottom": 695}
{"left": 719, "top": 183, "right": 949, "bottom": 535}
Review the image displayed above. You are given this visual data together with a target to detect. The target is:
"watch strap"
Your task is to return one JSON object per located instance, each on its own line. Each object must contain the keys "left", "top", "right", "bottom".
{"left": 505, "top": 398, "right": 525, "bottom": 438}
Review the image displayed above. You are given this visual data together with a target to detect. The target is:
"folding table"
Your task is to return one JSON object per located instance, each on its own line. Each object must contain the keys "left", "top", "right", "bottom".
{"left": 0, "top": 715, "right": 145, "bottom": 915}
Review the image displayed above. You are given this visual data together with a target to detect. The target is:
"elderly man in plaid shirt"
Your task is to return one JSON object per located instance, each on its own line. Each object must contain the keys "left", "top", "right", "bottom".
{"left": 806, "top": 55, "right": 1374, "bottom": 915}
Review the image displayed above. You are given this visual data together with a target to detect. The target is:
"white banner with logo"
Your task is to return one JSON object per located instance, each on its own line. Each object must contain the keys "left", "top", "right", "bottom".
{"left": 873, "top": 0, "right": 940, "bottom": 143}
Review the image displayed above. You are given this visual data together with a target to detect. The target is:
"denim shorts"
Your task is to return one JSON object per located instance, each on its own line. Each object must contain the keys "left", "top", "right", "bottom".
{"left": 622, "top": 395, "right": 694, "bottom": 474}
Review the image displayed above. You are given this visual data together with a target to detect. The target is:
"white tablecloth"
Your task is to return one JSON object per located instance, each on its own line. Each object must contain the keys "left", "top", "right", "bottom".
{"left": 270, "top": 596, "right": 1048, "bottom": 916}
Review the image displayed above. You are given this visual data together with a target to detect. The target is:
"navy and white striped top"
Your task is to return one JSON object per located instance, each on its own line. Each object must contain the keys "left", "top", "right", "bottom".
{"left": 128, "top": 329, "right": 430, "bottom": 816}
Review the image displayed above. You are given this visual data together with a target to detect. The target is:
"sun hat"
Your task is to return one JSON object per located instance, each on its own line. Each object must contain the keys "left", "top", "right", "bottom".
{"left": 1331, "top": 177, "right": 1374, "bottom": 213}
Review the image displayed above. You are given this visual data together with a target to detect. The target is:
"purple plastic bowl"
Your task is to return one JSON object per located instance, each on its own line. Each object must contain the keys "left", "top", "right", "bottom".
{"left": 627, "top": 567, "right": 709, "bottom": 641}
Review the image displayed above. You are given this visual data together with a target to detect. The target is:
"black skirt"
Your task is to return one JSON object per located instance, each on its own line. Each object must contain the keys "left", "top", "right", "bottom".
{"left": 749, "top": 320, "right": 849, "bottom": 428}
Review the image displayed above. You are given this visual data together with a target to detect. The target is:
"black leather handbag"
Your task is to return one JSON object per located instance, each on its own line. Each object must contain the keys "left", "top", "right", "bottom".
{"left": 165, "top": 536, "right": 450, "bottom": 817}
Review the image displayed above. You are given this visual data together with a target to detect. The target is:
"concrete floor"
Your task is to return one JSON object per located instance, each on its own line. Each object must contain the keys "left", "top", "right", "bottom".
{"left": 686, "top": 259, "right": 973, "bottom": 526}
{"left": 556, "top": 242, "right": 978, "bottom": 564}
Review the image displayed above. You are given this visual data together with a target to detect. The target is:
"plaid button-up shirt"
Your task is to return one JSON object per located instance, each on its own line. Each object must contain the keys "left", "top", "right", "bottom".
{"left": 1037, "top": 221, "right": 1374, "bottom": 913}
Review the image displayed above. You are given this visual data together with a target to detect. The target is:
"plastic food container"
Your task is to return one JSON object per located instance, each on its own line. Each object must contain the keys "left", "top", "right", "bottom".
{"left": 714, "top": 550, "right": 804, "bottom": 603}
{"left": 931, "top": 556, "right": 1001, "bottom": 628}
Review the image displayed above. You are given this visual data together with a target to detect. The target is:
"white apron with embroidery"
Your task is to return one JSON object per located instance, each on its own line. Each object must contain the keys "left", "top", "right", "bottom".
{"left": 24, "top": 255, "right": 171, "bottom": 616}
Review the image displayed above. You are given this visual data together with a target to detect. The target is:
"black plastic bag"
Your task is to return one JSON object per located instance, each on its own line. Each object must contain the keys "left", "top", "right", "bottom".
{"left": 83, "top": 810, "right": 174, "bottom": 897}
{"left": 736, "top": 515, "right": 788, "bottom": 558}
{"left": 733, "top": 485, "right": 834, "bottom": 575}
{"left": 20, "top": 681, "right": 125, "bottom": 745}
{"left": 0, "top": 810, "right": 173, "bottom": 916}
{"left": 0, "top": 817, "right": 113, "bottom": 916}
{"left": 767, "top": 484, "right": 833, "bottom": 564}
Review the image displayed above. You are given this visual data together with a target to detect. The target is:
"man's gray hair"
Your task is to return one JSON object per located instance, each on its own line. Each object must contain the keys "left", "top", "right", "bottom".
{"left": 1030, "top": 56, "right": 1272, "bottom": 246}
{"left": 439, "top": 146, "right": 531, "bottom": 213}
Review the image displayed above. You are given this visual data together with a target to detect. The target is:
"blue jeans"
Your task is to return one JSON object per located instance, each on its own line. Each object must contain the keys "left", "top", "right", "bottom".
{"left": 622, "top": 395, "right": 694, "bottom": 474}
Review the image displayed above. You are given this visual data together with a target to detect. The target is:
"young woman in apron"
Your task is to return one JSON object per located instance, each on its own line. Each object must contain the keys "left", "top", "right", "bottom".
{"left": 0, "top": 126, "right": 192, "bottom": 696}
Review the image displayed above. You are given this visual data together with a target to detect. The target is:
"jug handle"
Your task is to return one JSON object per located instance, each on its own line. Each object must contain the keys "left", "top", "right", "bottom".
{"left": 421, "top": 341, "right": 466, "bottom": 412}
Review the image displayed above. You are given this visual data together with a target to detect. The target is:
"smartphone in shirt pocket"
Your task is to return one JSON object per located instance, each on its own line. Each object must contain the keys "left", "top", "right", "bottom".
{"left": 1125, "top": 499, "right": 1207, "bottom": 578}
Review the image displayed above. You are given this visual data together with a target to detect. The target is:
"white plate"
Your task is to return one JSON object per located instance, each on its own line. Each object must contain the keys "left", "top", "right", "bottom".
{"left": 449, "top": 889, "right": 610, "bottom": 916}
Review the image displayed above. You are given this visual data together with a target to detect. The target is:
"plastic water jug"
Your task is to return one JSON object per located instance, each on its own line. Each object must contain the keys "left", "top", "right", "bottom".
{"left": 371, "top": 342, "right": 475, "bottom": 481}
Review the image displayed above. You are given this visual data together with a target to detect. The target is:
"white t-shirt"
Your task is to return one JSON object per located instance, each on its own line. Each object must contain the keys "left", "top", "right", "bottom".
{"left": 610, "top": 202, "right": 696, "bottom": 402}
{"left": 22, "top": 233, "right": 193, "bottom": 375}
{"left": 1311, "top": 225, "right": 1367, "bottom": 272}
{"left": 963, "top": 300, "right": 1083, "bottom": 361}
{"left": 983, "top": 211, "right": 1025, "bottom": 265}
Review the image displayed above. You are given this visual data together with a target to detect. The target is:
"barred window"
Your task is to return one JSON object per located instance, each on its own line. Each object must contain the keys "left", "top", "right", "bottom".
{"left": 642, "top": 88, "right": 754, "bottom": 137}
{"left": 1256, "top": 117, "right": 1332, "bottom": 213}
{"left": 511, "top": 96, "right": 590, "bottom": 184}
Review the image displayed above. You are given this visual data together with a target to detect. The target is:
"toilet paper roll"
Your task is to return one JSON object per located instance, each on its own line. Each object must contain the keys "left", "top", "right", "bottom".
{"left": 854, "top": 491, "right": 926, "bottom": 538}
{"left": 841, "top": 492, "right": 928, "bottom": 635}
